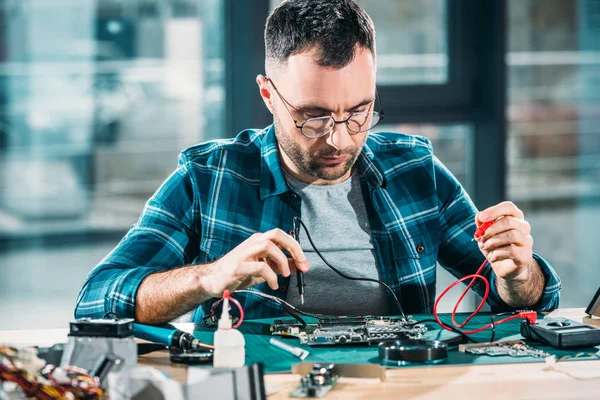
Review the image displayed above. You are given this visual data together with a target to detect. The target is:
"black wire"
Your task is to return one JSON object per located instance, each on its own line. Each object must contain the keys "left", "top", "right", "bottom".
{"left": 293, "top": 216, "right": 408, "bottom": 320}
{"left": 489, "top": 316, "right": 496, "bottom": 343}
{"left": 102, "top": 312, "right": 119, "bottom": 319}
{"left": 280, "top": 303, "right": 308, "bottom": 327}
{"left": 412, "top": 318, "right": 478, "bottom": 343}
{"left": 234, "top": 289, "right": 328, "bottom": 320}
{"left": 488, "top": 312, "right": 522, "bottom": 343}
{"left": 415, "top": 311, "right": 522, "bottom": 344}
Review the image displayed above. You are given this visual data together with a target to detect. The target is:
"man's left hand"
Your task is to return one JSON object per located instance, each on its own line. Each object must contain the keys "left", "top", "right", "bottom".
{"left": 475, "top": 201, "right": 534, "bottom": 282}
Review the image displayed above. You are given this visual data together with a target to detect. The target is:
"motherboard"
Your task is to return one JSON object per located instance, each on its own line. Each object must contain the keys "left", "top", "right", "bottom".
{"left": 270, "top": 316, "right": 427, "bottom": 346}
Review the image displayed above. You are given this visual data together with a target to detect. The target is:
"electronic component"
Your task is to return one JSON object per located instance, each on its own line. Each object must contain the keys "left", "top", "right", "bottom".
{"left": 458, "top": 339, "right": 527, "bottom": 352}
{"left": 1, "top": 345, "right": 104, "bottom": 399}
{"left": 270, "top": 319, "right": 304, "bottom": 337}
{"left": 520, "top": 318, "right": 600, "bottom": 349}
{"left": 62, "top": 319, "right": 136, "bottom": 385}
{"left": 292, "top": 362, "right": 385, "bottom": 380}
{"left": 169, "top": 348, "right": 214, "bottom": 364}
{"left": 270, "top": 316, "right": 427, "bottom": 347}
{"left": 290, "top": 364, "right": 339, "bottom": 398}
{"left": 378, "top": 339, "right": 448, "bottom": 364}
{"left": 460, "top": 340, "right": 551, "bottom": 358}
{"left": 69, "top": 318, "right": 134, "bottom": 338}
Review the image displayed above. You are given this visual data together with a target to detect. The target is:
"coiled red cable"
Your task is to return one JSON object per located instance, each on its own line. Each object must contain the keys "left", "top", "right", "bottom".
{"left": 433, "top": 220, "right": 536, "bottom": 335}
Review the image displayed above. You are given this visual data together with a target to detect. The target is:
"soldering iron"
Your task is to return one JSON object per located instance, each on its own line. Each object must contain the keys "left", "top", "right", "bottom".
{"left": 133, "top": 323, "right": 214, "bottom": 351}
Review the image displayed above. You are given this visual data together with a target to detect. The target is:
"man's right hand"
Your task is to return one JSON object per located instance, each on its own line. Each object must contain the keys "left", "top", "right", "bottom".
{"left": 202, "top": 228, "right": 310, "bottom": 298}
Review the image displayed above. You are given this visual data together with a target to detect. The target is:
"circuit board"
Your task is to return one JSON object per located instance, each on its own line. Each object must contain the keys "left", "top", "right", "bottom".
{"left": 270, "top": 316, "right": 427, "bottom": 346}
{"left": 459, "top": 340, "right": 552, "bottom": 358}
{"left": 289, "top": 364, "right": 339, "bottom": 398}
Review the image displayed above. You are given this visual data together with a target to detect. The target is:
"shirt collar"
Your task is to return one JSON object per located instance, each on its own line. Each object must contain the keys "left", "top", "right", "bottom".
{"left": 357, "top": 140, "right": 386, "bottom": 189}
{"left": 259, "top": 125, "right": 386, "bottom": 200}
{"left": 260, "top": 125, "right": 290, "bottom": 200}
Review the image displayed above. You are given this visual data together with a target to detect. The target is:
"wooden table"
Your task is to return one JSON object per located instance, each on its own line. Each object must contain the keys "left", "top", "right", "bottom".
{"left": 1, "top": 308, "right": 599, "bottom": 399}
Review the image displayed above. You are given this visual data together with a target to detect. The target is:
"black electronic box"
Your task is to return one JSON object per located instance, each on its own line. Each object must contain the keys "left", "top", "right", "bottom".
{"left": 521, "top": 317, "right": 600, "bottom": 349}
{"left": 69, "top": 318, "right": 134, "bottom": 338}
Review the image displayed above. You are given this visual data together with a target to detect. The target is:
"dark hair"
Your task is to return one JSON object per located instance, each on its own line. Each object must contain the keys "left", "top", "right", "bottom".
{"left": 265, "top": 0, "right": 375, "bottom": 69}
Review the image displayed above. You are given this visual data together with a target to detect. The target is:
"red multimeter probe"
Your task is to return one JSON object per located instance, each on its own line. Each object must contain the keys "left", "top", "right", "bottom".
{"left": 433, "top": 218, "right": 537, "bottom": 335}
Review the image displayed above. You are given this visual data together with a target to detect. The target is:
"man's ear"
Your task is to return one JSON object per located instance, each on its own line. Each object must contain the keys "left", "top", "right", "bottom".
{"left": 256, "top": 75, "right": 274, "bottom": 114}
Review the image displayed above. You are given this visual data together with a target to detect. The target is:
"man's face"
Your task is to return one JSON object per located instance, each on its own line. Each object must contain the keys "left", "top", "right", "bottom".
{"left": 260, "top": 47, "right": 376, "bottom": 184}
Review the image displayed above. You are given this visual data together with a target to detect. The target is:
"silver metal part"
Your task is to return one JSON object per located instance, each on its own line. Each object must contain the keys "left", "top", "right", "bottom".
{"left": 304, "top": 317, "right": 427, "bottom": 346}
{"left": 464, "top": 341, "right": 551, "bottom": 358}
{"left": 61, "top": 336, "right": 136, "bottom": 385}
{"left": 270, "top": 317, "right": 427, "bottom": 346}
{"left": 290, "top": 364, "right": 339, "bottom": 398}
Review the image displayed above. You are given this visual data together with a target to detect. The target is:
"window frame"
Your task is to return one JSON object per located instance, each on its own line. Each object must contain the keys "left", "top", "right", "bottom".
{"left": 227, "top": 0, "right": 507, "bottom": 208}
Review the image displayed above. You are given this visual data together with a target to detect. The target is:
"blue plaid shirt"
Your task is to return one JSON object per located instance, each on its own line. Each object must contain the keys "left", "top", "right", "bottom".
{"left": 75, "top": 125, "right": 561, "bottom": 322}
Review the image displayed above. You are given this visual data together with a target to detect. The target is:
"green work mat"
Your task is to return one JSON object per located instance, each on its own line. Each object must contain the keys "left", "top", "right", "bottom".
{"left": 193, "top": 314, "right": 600, "bottom": 374}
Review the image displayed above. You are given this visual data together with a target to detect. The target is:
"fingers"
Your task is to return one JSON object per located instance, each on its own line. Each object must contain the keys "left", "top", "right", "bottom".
{"left": 478, "top": 216, "right": 531, "bottom": 243}
{"left": 238, "top": 261, "right": 279, "bottom": 290}
{"left": 486, "top": 243, "right": 531, "bottom": 264}
{"left": 479, "top": 229, "right": 533, "bottom": 252}
{"left": 476, "top": 201, "right": 525, "bottom": 226}
{"left": 253, "top": 240, "right": 291, "bottom": 277}
{"left": 259, "top": 229, "right": 310, "bottom": 272}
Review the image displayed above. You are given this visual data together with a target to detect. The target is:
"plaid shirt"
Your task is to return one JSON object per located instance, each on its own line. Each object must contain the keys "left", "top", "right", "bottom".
{"left": 74, "top": 125, "right": 561, "bottom": 322}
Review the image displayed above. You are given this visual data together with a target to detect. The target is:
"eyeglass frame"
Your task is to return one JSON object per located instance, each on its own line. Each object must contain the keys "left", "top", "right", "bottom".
{"left": 266, "top": 77, "right": 384, "bottom": 139}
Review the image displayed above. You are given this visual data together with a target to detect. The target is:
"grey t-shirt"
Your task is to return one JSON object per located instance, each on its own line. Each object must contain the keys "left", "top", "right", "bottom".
{"left": 284, "top": 170, "right": 392, "bottom": 316}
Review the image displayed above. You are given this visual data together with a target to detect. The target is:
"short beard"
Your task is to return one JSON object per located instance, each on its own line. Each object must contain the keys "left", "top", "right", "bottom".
{"left": 273, "top": 113, "right": 364, "bottom": 182}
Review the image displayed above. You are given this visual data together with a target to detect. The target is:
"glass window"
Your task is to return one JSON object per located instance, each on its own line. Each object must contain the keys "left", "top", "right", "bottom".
{"left": 359, "top": 0, "right": 448, "bottom": 85}
{"left": 373, "top": 123, "right": 472, "bottom": 190}
{"left": 0, "top": 0, "right": 225, "bottom": 328}
{"left": 269, "top": 0, "right": 448, "bottom": 85}
{"left": 507, "top": 0, "right": 600, "bottom": 306}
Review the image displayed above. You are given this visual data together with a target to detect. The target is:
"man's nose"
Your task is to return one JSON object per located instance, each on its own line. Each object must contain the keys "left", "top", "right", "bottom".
{"left": 325, "top": 122, "right": 351, "bottom": 150}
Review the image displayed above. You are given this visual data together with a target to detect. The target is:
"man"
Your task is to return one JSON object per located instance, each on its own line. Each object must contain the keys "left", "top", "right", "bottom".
{"left": 75, "top": 0, "right": 560, "bottom": 325}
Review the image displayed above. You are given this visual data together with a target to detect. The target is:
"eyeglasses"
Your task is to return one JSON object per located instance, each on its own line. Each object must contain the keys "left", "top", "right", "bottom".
{"left": 267, "top": 78, "right": 384, "bottom": 139}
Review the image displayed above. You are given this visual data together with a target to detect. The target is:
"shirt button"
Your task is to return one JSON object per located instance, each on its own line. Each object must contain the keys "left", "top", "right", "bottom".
{"left": 288, "top": 230, "right": 294, "bottom": 236}
{"left": 416, "top": 245, "right": 425, "bottom": 253}
{"left": 278, "top": 285, "right": 287, "bottom": 292}
{"left": 290, "top": 193, "right": 298, "bottom": 200}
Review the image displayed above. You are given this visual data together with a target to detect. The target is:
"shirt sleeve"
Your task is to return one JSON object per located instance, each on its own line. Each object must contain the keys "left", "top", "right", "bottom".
{"left": 74, "top": 161, "right": 200, "bottom": 319}
{"left": 433, "top": 155, "right": 562, "bottom": 312}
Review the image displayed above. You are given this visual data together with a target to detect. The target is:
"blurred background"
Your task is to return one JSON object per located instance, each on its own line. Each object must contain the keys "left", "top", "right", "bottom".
{"left": 0, "top": 0, "right": 598, "bottom": 329}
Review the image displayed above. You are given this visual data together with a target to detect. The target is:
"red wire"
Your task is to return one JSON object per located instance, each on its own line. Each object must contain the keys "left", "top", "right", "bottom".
{"left": 433, "top": 220, "right": 523, "bottom": 335}
{"left": 223, "top": 290, "right": 244, "bottom": 329}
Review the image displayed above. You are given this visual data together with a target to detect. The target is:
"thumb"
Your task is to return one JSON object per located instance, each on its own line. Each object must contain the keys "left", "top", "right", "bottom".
{"left": 475, "top": 210, "right": 491, "bottom": 227}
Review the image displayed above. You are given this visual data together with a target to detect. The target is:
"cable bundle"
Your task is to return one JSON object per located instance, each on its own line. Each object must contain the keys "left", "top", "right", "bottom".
{"left": 0, "top": 346, "right": 103, "bottom": 400}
